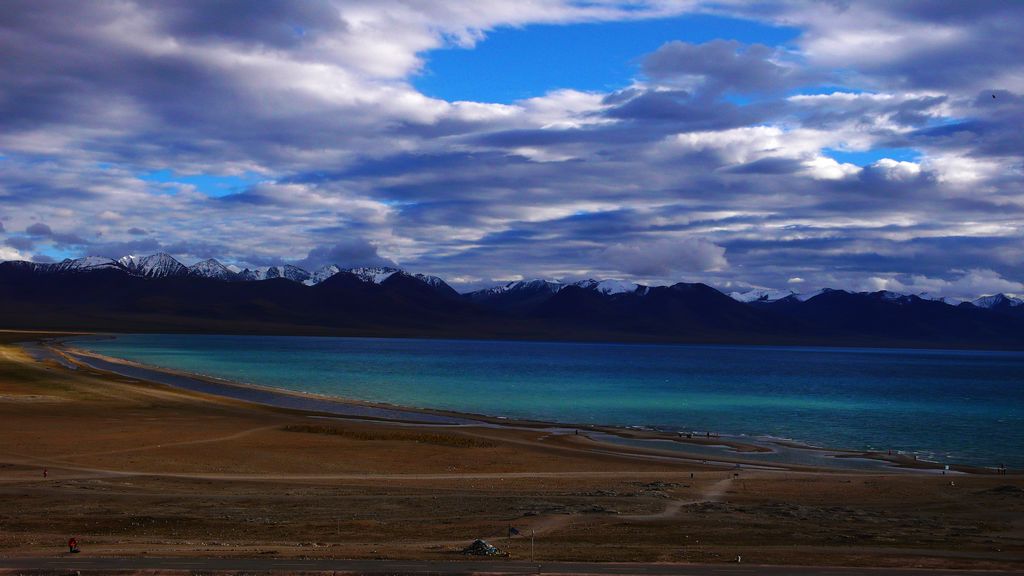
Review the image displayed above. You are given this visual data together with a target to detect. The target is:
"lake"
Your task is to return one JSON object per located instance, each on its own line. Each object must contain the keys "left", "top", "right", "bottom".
{"left": 71, "top": 334, "right": 1024, "bottom": 468}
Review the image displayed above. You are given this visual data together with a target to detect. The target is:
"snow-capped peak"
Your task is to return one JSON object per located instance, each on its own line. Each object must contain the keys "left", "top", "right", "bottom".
{"left": 125, "top": 252, "right": 188, "bottom": 278}
{"left": 118, "top": 254, "right": 142, "bottom": 268}
{"left": 972, "top": 293, "right": 1023, "bottom": 309}
{"left": 799, "top": 288, "right": 844, "bottom": 301}
{"left": 466, "top": 279, "right": 564, "bottom": 298}
{"left": 916, "top": 292, "right": 965, "bottom": 305}
{"left": 235, "top": 268, "right": 263, "bottom": 281}
{"left": 345, "top": 266, "right": 401, "bottom": 284}
{"left": 877, "top": 290, "right": 907, "bottom": 301}
{"left": 573, "top": 279, "right": 644, "bottom": 295}
{"left": 491, "top": 279, "right": 565, "bottom": 294}
{"left": 729, "top": 288, "right": 799, "bottom": 303}
{"left": 263, "top": 264, "right": 311, "bottom": 283}
{"left": 413, "top": 273, "right": 446, "bottom": 288}
{"left": 52, "top": 256, "right": 122, "bottom": 273}
{"left": 304, "top": 265, "right": 341, "bottom": 286}
{"left": 188, "top": 258, "right": 235, "bottom": 281}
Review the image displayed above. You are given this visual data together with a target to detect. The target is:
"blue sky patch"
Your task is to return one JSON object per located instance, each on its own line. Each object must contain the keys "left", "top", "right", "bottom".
{"left": 415, "top": 14, "right": 801, "bottom": 103}
{"left": 824, "top": 147, "right": 920, "bottom": 166}
{"left": 790, "top": 85, "right": 868, "bottom": 97}
{"left": 138, "top": 170, "right": 262, "bottom": 197}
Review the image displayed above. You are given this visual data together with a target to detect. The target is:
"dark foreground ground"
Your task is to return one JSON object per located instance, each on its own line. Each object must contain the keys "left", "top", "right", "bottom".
{"left": 4, "top": 556, "right": 1024, "bottom": 575}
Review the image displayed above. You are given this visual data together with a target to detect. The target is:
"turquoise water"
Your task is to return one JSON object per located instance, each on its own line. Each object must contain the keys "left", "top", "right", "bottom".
{"left": 73, "top": 334, "right": 1024, "bottom": 468}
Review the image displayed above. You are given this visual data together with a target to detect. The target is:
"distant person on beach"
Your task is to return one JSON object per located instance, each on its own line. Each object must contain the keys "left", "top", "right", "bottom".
{"left": 68, "top": 537, "right": 79, "bottom": 553}
{"left": 42, "top": 468, "right": 47, "bottom": 479}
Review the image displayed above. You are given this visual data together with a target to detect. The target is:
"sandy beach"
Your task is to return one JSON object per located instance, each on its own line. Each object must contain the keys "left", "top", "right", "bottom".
{"left": 1, "top": 331, "right": 1022, "bottom": 570}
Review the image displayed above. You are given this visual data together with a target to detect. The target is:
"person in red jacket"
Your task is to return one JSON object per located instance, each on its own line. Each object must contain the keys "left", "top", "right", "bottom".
{"left": 68, "top": 537, "right": 79, "bottom": 553}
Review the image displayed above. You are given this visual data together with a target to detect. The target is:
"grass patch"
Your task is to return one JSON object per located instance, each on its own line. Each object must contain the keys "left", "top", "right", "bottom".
{"left": 281, "top": 424, "right": 497, "bottom": 448}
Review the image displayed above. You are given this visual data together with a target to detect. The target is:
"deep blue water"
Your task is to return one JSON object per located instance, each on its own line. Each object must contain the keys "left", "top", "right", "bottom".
{"left": 73, "top": 334, "right": 1024, "bottom": 468}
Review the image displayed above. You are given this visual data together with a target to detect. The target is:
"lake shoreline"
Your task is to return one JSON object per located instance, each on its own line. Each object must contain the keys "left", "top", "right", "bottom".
{"left": 51, "top": 334, "right": 1002, "bottom": 475}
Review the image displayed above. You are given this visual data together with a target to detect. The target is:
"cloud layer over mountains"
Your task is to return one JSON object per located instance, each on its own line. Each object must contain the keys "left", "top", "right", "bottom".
{"left": 1, "top": 1, "right": 1022, "bottom": 299}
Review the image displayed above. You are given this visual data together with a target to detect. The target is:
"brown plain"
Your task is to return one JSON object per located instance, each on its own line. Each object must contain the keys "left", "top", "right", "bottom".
{"left": 0, "top": 331, "right": 1022, "bottom": 570}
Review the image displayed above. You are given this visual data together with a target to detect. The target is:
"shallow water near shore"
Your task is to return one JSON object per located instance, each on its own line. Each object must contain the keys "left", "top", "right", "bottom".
{"left": 71, "top": 334, "right": 1024, "bottom": 468}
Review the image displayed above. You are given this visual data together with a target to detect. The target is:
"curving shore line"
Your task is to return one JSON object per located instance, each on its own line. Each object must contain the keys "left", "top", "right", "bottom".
{"left": 42, "top": 336, "right": 993, "bottom": 475}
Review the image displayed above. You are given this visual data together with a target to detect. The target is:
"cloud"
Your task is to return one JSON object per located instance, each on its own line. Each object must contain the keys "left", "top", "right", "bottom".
{"left": 5, "top": 236, "right": 34, "bottom": 250}
{"left": 295, "top": 239, "right": 397, "bottom": 271}
{"left": 0, "top": 246, "right": 28, "bottom": 261}
{"left": 603, "top": 237, "right": 728, "bottom": 277}
{"left": 20, "top": 221, "right": 87, "bottom": 246}
{"left": 863, "top": 269, "right": 1024, "bottom": 300}
{"left": 643, "top": 40, "right": 813, "bottom": 96}
{"left": 25, "top": 222, "right": 53, "bottom": 236}
{"left": 88, "top": 238, "right": 165, "bottom": 260}
{"left": 0, "top": 2, "right": 1020, "bottom": 297}
{"left": 867, "top": 158, "right": 922, "bottom": 181}
{"left": 785, "top": 1, "right": 1024, "bottom": 94}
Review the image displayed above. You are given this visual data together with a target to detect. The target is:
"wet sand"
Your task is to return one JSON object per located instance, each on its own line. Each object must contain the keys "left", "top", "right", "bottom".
{"left": 0, "top": 331, "right": 1022, "bottom": 570}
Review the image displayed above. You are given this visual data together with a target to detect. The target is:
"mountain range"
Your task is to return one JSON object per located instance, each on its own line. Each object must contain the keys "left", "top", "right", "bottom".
{"left": 2, "top": 253, "right": 1023, "bottom": 349}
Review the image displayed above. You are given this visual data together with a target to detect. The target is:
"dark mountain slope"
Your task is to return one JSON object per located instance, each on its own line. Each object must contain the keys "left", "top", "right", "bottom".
{"left": 3, "top": 262, "right": 1024, "bottom": 348}
{"left": 535, "top": 282, "right": 803, "bottom": 341}
{"left": 781, "top": 290, "right": 1024, "bottom": 347}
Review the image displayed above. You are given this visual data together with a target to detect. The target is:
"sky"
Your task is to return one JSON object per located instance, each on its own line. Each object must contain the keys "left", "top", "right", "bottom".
{"left": 1, "top": 1, "right": 1023, "bottom": 298}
